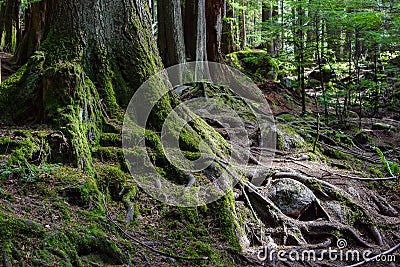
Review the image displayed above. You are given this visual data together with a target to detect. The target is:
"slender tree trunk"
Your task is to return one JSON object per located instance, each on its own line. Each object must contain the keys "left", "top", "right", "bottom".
{"left": 279, "top": 0, "right": 284, "bottom": 52}
{"left": 293, "top": 2, "right": 306, "bottom": 115}
{"left": 262, "top": 0, "right": 277, "bottom": 54}
{"left": 150, "top": 0, "right": 156, "bottom": 24}
{"left": 315, "top": 14, "right": 328, "bottom": 119}
{"left": 239, "top": 1, "right": 246, "bottom": 49}
{"left": 157, "top": 0, "right": 186, "bottom": 67}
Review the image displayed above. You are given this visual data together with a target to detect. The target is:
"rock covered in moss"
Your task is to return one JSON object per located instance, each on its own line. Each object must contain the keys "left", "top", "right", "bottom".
{"left": 275, "top": 124, "right": 305, "bottom": 151}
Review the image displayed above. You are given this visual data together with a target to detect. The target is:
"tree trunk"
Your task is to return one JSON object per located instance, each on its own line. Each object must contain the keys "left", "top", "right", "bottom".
{"left": 0, "top": 0, "right": 169, "bottom": 171}
{"left": 293, "top": 2, "right": 306, "bottom": 115}
{"left": 14, "top": 1, "right": 47, "bottom": 65}
{"left": 239, "top": 1, "right": 246, "bottom": 50}
{"left": 205, "top": 0, "right": 224, "bottom": 62}
{"left": 221, "top": 0, "right": 238, "bottom": 55}
{"left": 261, "top": 0, "right": 278, "bottom": 53}
{"left": 157, "top": 0, "right": 186, "bottom": 67}
{"left": 0, "top": 0, "right": 20, "bottom": 52}
{"left": 184, "top": 0, "right": 198, "bottom": 60}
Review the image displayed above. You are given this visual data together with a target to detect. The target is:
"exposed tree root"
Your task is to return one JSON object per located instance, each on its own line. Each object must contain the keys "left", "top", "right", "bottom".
{"left": 371, "top": 195, "right": 399, "bottom": 217}
{"left": 245, "top": 179, "right": 375, "bottom": 247}
{"left": 317, "top": 141, "right": 378, "bottom": 163}
{"left": 347, "top": 243, "right": 400, "bottom": 267}
{"left": 213, "top": 154, "right": 386, "bottom": 254}
{"left": 335, "top": 173, "right": 400, "bottom": 181}
{"left": 104, "top": 197, "right": 209, "bottom": 261}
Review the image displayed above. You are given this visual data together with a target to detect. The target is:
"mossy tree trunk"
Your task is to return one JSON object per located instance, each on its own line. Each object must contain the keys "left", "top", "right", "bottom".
{"left": 0, "top": 0, "right": 172, "bottom": 172}
{"left": 0, "top": 0, "right": 244, "bottom": 262}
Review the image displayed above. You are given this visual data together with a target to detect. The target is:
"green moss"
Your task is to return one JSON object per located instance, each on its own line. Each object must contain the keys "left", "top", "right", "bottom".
{"left": 7, "top": 136, "right": 40, "bottom": 166}
{"left": 96, "top": 165, "right": 136, "bottom": 201}
{"left": 308, "top": 179, "right": 323, "bottom": 191}
{"left": 0, "top": 53, "right": 44, "bottom": 121}
{"left": 226, "top": 49, "right": 279, "bottom": 82}
{"left": 345, "top": 202, "right": 372, "bottom": 225}
{"left": 60, "top": 177, "right": 99, "bottom": 208}
{"left": 0, "top": 136, "right": 19, "bottom": 154}
{"left": 40, "top": 27, "right": 81, "bottom": 63}
{"left": 209, "top": 192, "right": 241, "bottom": 251}
{"left": 0, "top": 214, "right": 45, "bottom": 243}
{"left": 49, "top": 166, "right": 101, "bottom": 209}
{"left": 322, "top": 147, "right": 348, "bottom": 160}
{"left": 276, "top": 124, "right": 306, "bottom": 151}
{"left": 99, "top": 133, "right": 121, "bottom": 147}
{"left": 369, "top": 166, "right": 383, "bottom": 177}
{"left": 92, "top": 147, "right": 126, "bottom": 170}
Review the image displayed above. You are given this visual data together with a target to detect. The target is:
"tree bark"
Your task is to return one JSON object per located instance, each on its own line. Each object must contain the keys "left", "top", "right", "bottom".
{"left": 184, "top": 0, "right": 198, "bottom": 60}
{"left": 262, "top": 0, "right": 277, "bottom": 53}
{"left": 0, "top": 0, "right": 169, "bottom": 171}
{"left": 239, "top": 1, "right": 246, "bottom": 50}
{"left": 221, "top": 0, "right": 238, "bottom": 55}
{"left": 157, "top": 0, "right": 186, "bottom": 67}
{"left": 14, "top": 1, "right": 47, "bottom": 65}
{"left": 0, "top": 0, "right": 20, "bottom": 52}
{"left": 205, "top": 0, "right": 224, "bottom": 62}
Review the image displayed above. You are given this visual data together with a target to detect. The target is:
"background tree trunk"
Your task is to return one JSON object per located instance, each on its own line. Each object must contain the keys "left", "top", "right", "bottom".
{"left": 157, "top": 0, "right": 186, "bottom": 67}
{"left": 221, "top": 0, "right": 239, "bottom": 55}
{"left": 184, "top": 0, "right": 198, "bottom": 60}
{"left": 205, "top": 0, "right": 224, "bottom": 61}
{"left": 261, "top": 0, "right": 276, "bottom": 53}
{"left": 239, "top": 1, "right": 246, "bottom": 49}
{"left": 0, "top": 0, "right": 20, "bottom": 52}
{"left": 14, "top": 1, "right": 47, "bottom": 65}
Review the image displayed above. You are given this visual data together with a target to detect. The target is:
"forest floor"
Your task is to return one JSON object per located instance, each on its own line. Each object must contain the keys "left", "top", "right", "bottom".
{"left": 0, "top": 58, "right": 399, "bottom": 266}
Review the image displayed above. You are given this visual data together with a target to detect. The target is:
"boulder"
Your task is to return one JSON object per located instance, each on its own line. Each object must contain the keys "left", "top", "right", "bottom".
{"left": 268, "top": 178, "right": 316, "bottom": 218}
{"left": 280, "top": 77, "right": 295, "bottom": 90}
{"left": 276, "top": 124, "right": 305, "bottom": 151}
{"left": 308, "top": 68, "right": 332, "bottom": 82}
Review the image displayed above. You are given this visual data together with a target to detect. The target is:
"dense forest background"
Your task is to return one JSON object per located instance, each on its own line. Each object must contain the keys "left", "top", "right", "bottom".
{"left": 0, "top": 0, "right": 399, "bottom": 266}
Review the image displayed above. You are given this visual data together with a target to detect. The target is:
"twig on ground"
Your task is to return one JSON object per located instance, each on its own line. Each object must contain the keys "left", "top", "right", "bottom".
{"left": 59, "top": 181, "right": 84, "bottom": 191}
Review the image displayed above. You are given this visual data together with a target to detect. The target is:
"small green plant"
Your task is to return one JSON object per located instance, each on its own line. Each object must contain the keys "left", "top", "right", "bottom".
{"left": 373, "top": 146, "right": 399, "bottom": 177}
{"left": 0, "top": 162, "right": 62, "bottom": 182}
